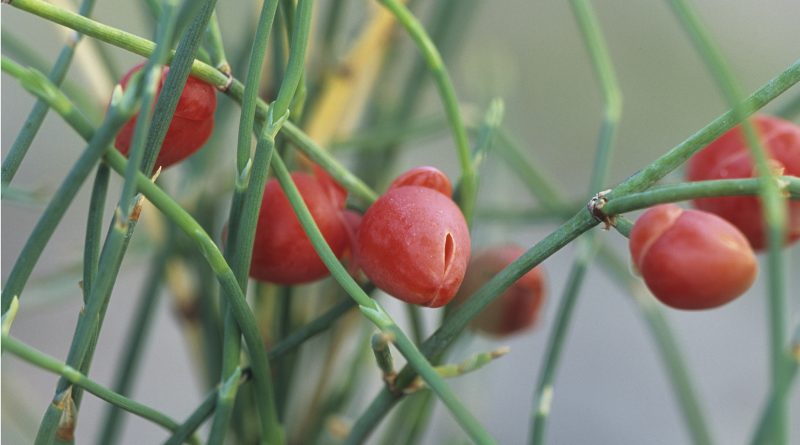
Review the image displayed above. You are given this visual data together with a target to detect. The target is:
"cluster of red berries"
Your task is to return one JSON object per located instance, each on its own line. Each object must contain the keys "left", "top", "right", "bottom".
{"left": 631, "top": 115, "right": 800, "bottom": 310}
{"left": 111, "top": 62, "right": 799, "bottom": 331}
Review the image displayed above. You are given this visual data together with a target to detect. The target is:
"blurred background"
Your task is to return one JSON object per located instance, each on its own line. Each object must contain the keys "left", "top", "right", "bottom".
{"left": 3, "top": 0, "right": 800, "bottom": 443}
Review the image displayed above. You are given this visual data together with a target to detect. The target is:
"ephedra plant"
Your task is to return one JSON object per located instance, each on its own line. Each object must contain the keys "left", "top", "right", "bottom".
{"left": 2, "top": 0, "right": 799, "bottom": 444}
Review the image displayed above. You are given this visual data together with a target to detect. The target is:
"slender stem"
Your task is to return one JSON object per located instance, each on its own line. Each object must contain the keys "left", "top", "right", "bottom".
{"left": 493, "top": 129, "right": 566, "bottom": 210}
{"left": 96, "top": 237, "right": 173, "bottom": 445}
{"left": 270, "top": 152, "right": 496, "bottom": 444}
{"left": 6, "top": 0, "right": 230, "bottom": 87}
{"left": 330, "top": 114, "right": 448, "bottom": 152}
{"left": 166, "top": 296, "right": 359, "bottom": 444}
{"left": 529, "top": 235, "right": 598, "bottom": 445}
{"left": 163, "top": 387, "right": 222, "bottom": 445}
{"left": 406, "top": 305, "right": 425, "bottom": 346}
{"left": 204, "top": 11, "right": 230, "bottom": 73}
{"left": 377, "top": 0, "right": 477, "bottom": 222}
{"left": 530, "top": 2, "right": 624, "bottom": 443}
{"left": 1, "top": 0, "right": 99, "bottom": 184}
{"left": 595, "top": 244, "right": 715, "bottom": 445}
{"left": 267, "top": 296, "right": 359, "bottom": 361}
{"left": 0, "top": 29, "right": 100, "bottom": 118}
{"left": 212, "top": 0, "right": 281, "bottom": 442}
{"left": 749, "top": 324, "right": 800, "bottom": 445}
{"left": 282, "top": 122, "right": 379, "bottom": 203}
{"left": 601, "top": 177, "right": 800, "bottom": 215}
{"left": 2, "top": 334, "right": 195, "bottom": 443}
{"left": 666, "top": 2, "right": 790, "bottom": 442}
{"left": 82, "top": 165, "right": 110, "bottom": 302}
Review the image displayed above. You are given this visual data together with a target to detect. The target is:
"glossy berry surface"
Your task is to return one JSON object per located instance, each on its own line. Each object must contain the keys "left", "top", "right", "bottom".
{"left": 454, "top": 245, "right": 545, "bottom": 337}
{"left": 250, "top": 172, "right": 348, "bottom": 284}
{"left": 686, "top": 114, "right": 800, "bottom": 250}
{"left": 114, "top": 63, "right": 217, "bottom": 170}
{"left": 356, "top": 186, "right": 470, "bottom": 307}
{"left": 389, "top": 166, "right": 453, "bottom": 197}
{"left": 629, "top": 204, "right": 757, "bottom": 310}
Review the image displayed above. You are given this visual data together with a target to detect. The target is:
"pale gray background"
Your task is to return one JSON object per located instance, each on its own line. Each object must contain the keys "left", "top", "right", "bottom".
{"left": 3, "top": 1, "right": 800, "bottom": 444}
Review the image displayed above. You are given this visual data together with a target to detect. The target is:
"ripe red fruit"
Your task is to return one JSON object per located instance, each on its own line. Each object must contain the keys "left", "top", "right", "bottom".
{"left": 629, "top": 204, "right": 757, "bottom": 310}
{"left": 686, "top": 114, "right": 800, "bottom": 250}
{"left": 389, "top": 166, "right": 453, "bottom": 197}
{"left": 114, "top": 63, "right": 217, "bottom": 170}
{"left": 454, "top": 245, "right": 545, "bottom": 337}
{"left": 250, "top": 171, "right": 348, "bottom": 284}
{"left": 356, "top": 186, "right": 470, "bottom": 307}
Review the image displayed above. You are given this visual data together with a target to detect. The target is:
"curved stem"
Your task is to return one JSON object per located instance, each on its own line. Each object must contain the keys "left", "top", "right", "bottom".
{"left": 2, "top": 334, "right": 196, "bottom": 444}
{"left": 377, "top": 0, "right": 476, "bottom": 222}
{"left": 1, "top": 0, "right": 99, "bottom": 184}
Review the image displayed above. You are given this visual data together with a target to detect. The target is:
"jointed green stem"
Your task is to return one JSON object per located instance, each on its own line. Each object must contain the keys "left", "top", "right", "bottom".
{"left": 2, "top": 334, "right": 197, "bottom": 444}
{"left": 1, "top": 0, "right": 99, "bottom": 185}
{"left": 600, "top": 178, "right": 800, "bottom": 215}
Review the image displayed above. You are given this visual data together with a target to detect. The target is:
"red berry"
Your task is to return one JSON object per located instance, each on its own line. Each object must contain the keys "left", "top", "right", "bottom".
{"left": 250, "top": 172, "right": 348, "bottom": 284}
{"left": 389, "top": 166, "right": 453, "bottom": 197}
{"left": 686, "top": 114, "right": 800, "bottom": 250}
{"left": 454, "top": 245, "right": 545, "bottom": 337}
{"left": 629, "top": 204, "right": 757, "bottom": 310}
{"left": 356, "top": 186, "right": 470, "bottom": 307}
{"left": 114, "top": 63, "right": 217, "bottom": 170}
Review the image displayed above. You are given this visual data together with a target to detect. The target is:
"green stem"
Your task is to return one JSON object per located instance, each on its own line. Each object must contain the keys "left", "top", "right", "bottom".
{"left": 2, "top": 334, "right": 196, "bottom": 444}
{"left": 330, "top": 114, "right": 448, "bottom": 153}
{"left": 529, "top": 235, "right": 598, "bottom": 445}
{"left": 665, "top": 3, "right": 790, "bottom": 441}
{"left": 82, "top": 165, "right": 110, "bottom": 302}
{"left": 164, "top": 386, "right": 222, "bottom": 445}
{"left": 1, "top": 0, "right": 99, "bottom": 184}
{"left": 595, "top": 244, "right": 715, "bottom": 445}
{"left": 601, "top": 177, "right": 800, "bottom": 215}
{"left": 166, "top": 295, "right": 360, "bottom": 444}
{"left": 211, "top": 0, "right": 281, "bottom": 441}
{"left": 282, "top": 122, "right": 379, "bottom": 203}
{"left": 204, "top": 11, "right": 230, "bottom": 73}
{"left": 530, "top": 2, "right": 623, "bottom": 443}
{"left": 493, "top": 129, "right": 566, "bottom": 210}
{"left": 0, "top": 29, "right": 100, "bottom": 118}
{"left": 96, "top": 237, "right": 172, "bottom": 445}
{"left": 377, "top": 0, "right": 476, "bottom": 222}
{"left": 750, "top": 324, "right": 800, "bottom": 445}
